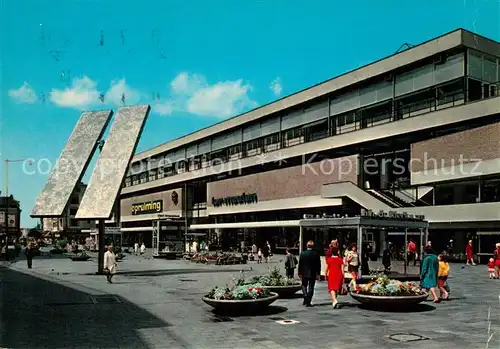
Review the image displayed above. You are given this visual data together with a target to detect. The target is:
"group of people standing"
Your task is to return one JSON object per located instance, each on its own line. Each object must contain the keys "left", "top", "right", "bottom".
{"left": 296, "top": 240, "right": 360, "bottom": 309}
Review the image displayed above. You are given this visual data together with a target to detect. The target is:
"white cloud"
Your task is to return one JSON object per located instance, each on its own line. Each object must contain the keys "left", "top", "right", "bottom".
{"left": 8, "top": 82, "right": 38, "bottom": 104}
{"left": 170, "top": 72, "right": 205, "bottom": 95}
{"left": 166, "top": 72, "right": 257, "bottom": 118}
{"left": 270, "top": 77, "right": 282, "bottom": 97}
{"left": 50, "top": 76, "right": 100, "bottom": 109}
{"left": 187, "top": 80, "right": 256, "bottom": 118}
{"left": 104, "top": 78, "right": 141, "bottom": 106}
{"left": 152, "top": 100, "right": 175, "bottom": 116}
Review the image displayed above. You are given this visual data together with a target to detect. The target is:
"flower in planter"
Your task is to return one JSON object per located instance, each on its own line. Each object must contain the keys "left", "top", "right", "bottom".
{"left": 206, "top": 283, "right": 271, "bottom": 300}
{"left": 356, "top": 273, "right": 425, "bottom": 296}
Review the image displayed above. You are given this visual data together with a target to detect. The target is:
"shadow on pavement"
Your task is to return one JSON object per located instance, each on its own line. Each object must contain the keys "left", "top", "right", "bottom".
{"left": 81, "top": 268, "right": 251, "bottom": 277}
{"left": 210, "top": 305, "right": 288, "bottom": 318}
{"left": 357, "top": 303, "right": 436, "bottom": 313}
{"left": 0, "top": 267, "right": 169, "bottom": 349}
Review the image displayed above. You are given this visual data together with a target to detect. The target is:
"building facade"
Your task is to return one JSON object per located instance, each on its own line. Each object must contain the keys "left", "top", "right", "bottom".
{"left": 0, "top": 195, "right": 22, "bottom": 242}
{"left": 117, "top": 29, "right": 500, "bottom": 257}
{"left": 42, "top": 182, "right": 96, "bottom": 235}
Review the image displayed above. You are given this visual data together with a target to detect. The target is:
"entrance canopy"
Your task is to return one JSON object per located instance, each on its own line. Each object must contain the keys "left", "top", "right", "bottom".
{"left": 300, "top": 216, "right": 429, "bottom": 230}
{"left": 299, "top": 214, "right": 429, "bottom": 277}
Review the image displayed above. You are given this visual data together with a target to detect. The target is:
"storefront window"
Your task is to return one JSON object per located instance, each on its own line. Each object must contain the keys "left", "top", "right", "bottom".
{"left": 481, "top": 178, "right": 500, "bottom": 202}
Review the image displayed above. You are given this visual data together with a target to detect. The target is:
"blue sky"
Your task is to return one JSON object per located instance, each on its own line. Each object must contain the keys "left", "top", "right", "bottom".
{"left": 1, "top": 0, "right": 499, "bottom": 227}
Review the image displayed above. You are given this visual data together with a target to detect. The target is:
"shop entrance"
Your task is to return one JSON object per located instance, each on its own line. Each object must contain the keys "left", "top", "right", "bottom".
{"left": 152, "top": 215, "right": 185, "bottom": 257}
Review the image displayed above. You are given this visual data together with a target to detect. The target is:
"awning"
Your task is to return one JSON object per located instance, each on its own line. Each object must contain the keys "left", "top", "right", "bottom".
{"left": 477, "top": 231, "right": 500, "bottom": 236}
{"left": 189, "top": 220, "right": 301, "bottom": 230}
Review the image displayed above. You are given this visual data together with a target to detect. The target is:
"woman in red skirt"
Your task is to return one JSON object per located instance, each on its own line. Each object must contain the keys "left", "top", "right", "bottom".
{"left": 494, "top": 243, "right": 500, "bottom": 279}
{"left": 325, "top": 247, "right": 344, "bottom": 309}
{"left": 465, "top": 240, "right": 476, "bottom": 266}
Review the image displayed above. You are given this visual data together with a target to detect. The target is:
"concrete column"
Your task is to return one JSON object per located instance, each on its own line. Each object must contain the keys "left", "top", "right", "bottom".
{"left": 299, "top": 226, "right": 303, "bottom": 254}
{"left": 404, "top": 228, "right": 408, "bottom": 276}
{"left": 357, "top": 226, "right": 363, "bottom": 279}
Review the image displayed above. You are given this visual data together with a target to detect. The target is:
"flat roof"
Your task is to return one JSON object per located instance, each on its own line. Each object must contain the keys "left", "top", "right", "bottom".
{"left": 133, "top": 29, "right": 500, "bottom": 162}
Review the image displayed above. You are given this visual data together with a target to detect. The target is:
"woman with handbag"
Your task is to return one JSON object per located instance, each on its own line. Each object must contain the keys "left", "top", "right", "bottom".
{"left": 104, "top": 246, "right": 117, "bottom": 283}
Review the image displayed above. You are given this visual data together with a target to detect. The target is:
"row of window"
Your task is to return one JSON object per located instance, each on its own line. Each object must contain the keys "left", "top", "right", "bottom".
{"left": 125, "top": 76, "right": 489, "bottom": 188}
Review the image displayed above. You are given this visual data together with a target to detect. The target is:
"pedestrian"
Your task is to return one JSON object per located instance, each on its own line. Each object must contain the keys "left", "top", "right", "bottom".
{"left": 284, "top": 248, "right": 298, "bottom": 278}
{"left": 263, "top": 243, "right": 270, "bottom": 263}
{"left": 487, "top": 258, "right": 496, "bottom": 279}
{"left": 257, "top": 248, "right": 263, "bottom": 263}
{"left": 325, "top": 240, "right": 338, "bottom": 258}
{"left": 437, "top": 254, "right": 450, "bottom": 300}
{"left": 24, "top": 242, "right": 36, "bottom": 269}
{"left": 420, "top": 246, "right": 439, "bottom": 303}
{"left": 140, "top": 242, "right": 146, "bottom": 255}
{"left": 104, "top": 246, "right": 117, "bottom": 283}
{"left": 345, "top": 243, "right": 360, "bottom": 290}
{"left": 494, "top": 243, "right": 500, "bottom": 279}
{"left": 134, "top": 242, "right": 139, "bottom": 255}
{"left": 325, "top": 246, "right": 344, "bottom": 309}
{"left": 382, "top": 243, "right": 392, "bottom": 273}
{"left": 465, "top": 240, "right": 475, "bottom": 265}
{"left": 407, "top": 239, "right": 417, "bottom": 266}
{"left": 298, "top": 240, "right": 321, "bottom": 307}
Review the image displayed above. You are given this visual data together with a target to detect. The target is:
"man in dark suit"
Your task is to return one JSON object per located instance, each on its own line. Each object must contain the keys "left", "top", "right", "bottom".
{"left": 298, "top": 240, "right": 321, "bottom": 307}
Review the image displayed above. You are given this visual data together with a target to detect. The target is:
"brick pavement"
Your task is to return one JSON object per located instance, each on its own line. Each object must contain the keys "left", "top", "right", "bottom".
{"left": 2, "top": 253, "right": 499, "bottom": 349}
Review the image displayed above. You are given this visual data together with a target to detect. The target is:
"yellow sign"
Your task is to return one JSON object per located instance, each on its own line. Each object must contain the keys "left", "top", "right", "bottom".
{"left": 131, "top": 200, "right": 163, "bottom": 215}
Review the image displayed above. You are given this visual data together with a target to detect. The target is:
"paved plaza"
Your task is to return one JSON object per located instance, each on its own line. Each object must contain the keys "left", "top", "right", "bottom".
{"left": 1, "top": 252, "right": 499, "bottom": 349}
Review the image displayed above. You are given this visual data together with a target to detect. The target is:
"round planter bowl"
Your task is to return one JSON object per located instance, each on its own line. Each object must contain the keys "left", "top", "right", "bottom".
{"left": 262, "top": 285, "right": 302, "bottom": 298}
{"left": 70, "top": 256, "right": 90, "bottom": 261}
{"left": 350, "top": 292, "right": 429, "bottom": 308}
{"left": 202, "top": 292, "right": 279, "bottom": 314}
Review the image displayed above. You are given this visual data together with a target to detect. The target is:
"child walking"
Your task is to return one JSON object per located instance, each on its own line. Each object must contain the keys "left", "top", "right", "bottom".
{"left": 437, "top": 254, "right": 450, "bottom": 300}
{"left": 487, "top": 258, "right": 496, "bottom": 279}
{"left": 257, "top": 248, "right": 263, "bottom": 263}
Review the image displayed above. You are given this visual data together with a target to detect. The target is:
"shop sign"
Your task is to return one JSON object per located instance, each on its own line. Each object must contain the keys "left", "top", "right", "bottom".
{"left": 211, "top": 193, "right": 258, "bottom": 207}
{"left": 131, "top": 200, "right": 163, "bottom": 215}
{"left": 361, "top": 209, "right": 425, "bottom": 221}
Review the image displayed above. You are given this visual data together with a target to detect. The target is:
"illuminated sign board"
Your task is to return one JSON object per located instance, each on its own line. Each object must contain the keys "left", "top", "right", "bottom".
{"left": 360, "top": 209, "right": 425, "bottom": 221}
{"left": 211, "top": 193, "right": 258, "bottom": 207}
{"left": 131, "top": 200, "right": 163, "bottom": 215}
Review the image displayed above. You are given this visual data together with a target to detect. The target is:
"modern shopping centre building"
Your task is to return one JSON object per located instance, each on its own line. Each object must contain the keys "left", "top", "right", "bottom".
{"left": 115, "top": 29, "right": 500, "bottom": 257}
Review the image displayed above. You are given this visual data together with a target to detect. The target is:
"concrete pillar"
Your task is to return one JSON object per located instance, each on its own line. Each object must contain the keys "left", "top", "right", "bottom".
{"left": 357, "top": 226, "right": 363, "bottom": 279}
{"left": 299, "top": 226, "right": 303, "bottom": 254}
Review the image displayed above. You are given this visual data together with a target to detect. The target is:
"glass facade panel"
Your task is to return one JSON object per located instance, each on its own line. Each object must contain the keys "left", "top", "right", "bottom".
{"left": 376, "top": 81, "right": 393, "bottom": 101}
{"left": 198, "top": 140, "right": 211, "bottom": 154}
{"left": 412, "top": 64, "right": 434, "bottom": 91}
{"left": 329, "top": 89, "right": 360, "bottom": 115}
{"left": 281, "top": 109, "right": 305, "bottom": 130}
{"left": 242, "top": 123, "right": 262, "bottom": 142}
{"left": 261, "top": 116, "right": 280, "bottom": 134}
{"left": 395, "top": 71, "right": 414, "bottom": 96}
{"left": 468, "top": 50, "right": 499, "bottom": 83}
{"left": 186, "top": 144, "right": 198, "bottom": 158}
{"left": 359, "top": 85, "right": 377, "bottom": 107}
{"left": 434, "top": 54, "right": 464, "bottom": 84}
{"left": 303, "top": 100, "right": 329, "bottom": 123}
{"left": 211, "top": 130, "right": 241, "bottom": 151}
{"left": 167, "top": 149, "right": 185, "bottom": 162}
{"left": 483, "top": 57, "right": 498, "bottom": 83}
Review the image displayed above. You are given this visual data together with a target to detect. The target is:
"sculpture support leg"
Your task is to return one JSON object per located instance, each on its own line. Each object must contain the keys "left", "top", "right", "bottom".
{"left": 97, "top": 220, "right": 105, "bottom": 274}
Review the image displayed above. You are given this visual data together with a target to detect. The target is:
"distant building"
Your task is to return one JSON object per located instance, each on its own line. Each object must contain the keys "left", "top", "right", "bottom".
{"left": 0, "top": 195, "right": 22, "bottom": 242}
{"left": 42, "top": 182, "right": 96, "bottom": 235}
